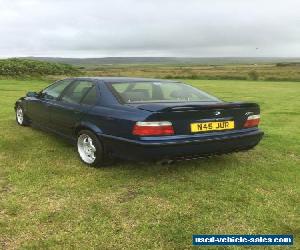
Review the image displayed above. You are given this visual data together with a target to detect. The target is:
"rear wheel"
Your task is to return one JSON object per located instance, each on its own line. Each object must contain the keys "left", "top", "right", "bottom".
{"left": 77, "top": 130, "right": 107, "bottom": 167}
{"left": 16, "top": 105, "right": 30, "bottom": 126}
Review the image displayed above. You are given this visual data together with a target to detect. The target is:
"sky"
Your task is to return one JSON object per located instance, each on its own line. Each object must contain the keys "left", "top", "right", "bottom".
{"left": 0, "top": 0, "right": 300, "bottom": 58}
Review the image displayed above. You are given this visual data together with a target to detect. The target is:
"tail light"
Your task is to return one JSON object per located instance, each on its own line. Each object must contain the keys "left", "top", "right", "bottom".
{"left": 132, "top": 121, "right": 174, "bottom": 136}
{"left": 244, "top": 114, "right": 260, "bottom": 128}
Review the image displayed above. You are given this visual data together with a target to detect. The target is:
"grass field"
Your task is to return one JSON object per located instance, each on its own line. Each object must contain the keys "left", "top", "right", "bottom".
{"left": 0, "top": 79, "right": 299, "bottom": 249}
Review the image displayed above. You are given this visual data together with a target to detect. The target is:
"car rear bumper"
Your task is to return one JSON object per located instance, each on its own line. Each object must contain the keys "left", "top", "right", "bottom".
{"left": 99, "top": 128, "right": 264, "bottom": 161}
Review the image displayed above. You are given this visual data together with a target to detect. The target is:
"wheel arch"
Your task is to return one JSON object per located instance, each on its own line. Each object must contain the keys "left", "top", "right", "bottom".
{"left": 74, "top": 121, "right": 103, "bottom": 136}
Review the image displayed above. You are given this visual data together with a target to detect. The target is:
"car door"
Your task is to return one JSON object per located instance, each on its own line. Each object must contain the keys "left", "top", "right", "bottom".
{"left": 26, "top": 79, "right": 73, "bottom": 127}
{"left": 49, "top": 80, "right": 97, "bottom": 137}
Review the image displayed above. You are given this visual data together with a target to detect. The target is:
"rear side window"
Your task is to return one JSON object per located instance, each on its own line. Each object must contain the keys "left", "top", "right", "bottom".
{"left": 81, "top": 85, "right": 98, "bottom": 106}
{"left": 61, "top": 80, "right": 94, "bottom": 104}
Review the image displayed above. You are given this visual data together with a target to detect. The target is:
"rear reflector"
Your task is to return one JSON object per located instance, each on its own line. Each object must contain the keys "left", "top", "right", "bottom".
{"left": 132, "top": 121, "right": 174, "bottom": 136}
{"left": 244, "top": 114, "right": 260, "bottom": 128}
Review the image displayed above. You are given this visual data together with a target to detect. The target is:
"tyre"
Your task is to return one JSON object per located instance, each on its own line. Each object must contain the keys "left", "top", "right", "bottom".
{"left": 16, "top": 105, "right": 30, "bottom": 126}
{"left": 77, "top": 130, "right": 107, "bottom": 167}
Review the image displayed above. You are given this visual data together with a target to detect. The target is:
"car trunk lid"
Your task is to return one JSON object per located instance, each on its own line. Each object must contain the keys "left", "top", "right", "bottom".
{"left": 129, "top": 102, "right": 260, "bottom": 135}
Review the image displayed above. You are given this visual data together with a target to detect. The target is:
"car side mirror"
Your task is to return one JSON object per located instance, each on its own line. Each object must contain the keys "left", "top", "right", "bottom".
{"left": 26, "top": 91, "right": 39, "bottom": 98}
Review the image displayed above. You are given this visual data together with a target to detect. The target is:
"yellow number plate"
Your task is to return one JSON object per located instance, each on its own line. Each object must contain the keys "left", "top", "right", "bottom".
{"left": 191, "top": 121, "right": 235, "bottom": 132}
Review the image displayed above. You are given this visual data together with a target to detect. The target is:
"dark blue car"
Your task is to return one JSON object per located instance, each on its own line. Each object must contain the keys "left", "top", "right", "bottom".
{"left": 15, "top": 77, "right": 263, "bottom": 166}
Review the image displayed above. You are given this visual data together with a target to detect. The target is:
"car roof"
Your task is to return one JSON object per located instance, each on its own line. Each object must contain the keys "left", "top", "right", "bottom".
{"left": 67, "top": 77, "right": 179, "bottom": 83}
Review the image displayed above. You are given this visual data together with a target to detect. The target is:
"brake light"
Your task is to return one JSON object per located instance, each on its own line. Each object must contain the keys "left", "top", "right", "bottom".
{"left": 244, "top": 114, "right": 260, "bottom": 128}
{"left": 132, "top": 121, "right": 174, "bottom": 136}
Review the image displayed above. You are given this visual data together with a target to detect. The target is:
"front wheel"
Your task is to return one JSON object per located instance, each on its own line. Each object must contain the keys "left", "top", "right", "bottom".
{"left": 16, "top": 105, "right": 30, "bottom": 126}
{"left": 77, "top": 130, "right": 107, "bottom": 167}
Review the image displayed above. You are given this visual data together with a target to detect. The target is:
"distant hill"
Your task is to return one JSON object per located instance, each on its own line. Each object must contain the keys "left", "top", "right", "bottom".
{"left": 19, "top": 57, "right": 300, "bottom": 66}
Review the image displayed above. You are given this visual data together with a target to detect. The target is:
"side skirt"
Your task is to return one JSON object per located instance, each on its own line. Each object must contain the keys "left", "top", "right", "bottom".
{"left": 30, "top": 122, "right": 77, "bottom": 145}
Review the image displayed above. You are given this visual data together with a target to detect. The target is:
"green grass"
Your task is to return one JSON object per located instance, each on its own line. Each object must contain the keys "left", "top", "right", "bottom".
{"left": 0, "top": 79, "right": 299, "bottom": 249}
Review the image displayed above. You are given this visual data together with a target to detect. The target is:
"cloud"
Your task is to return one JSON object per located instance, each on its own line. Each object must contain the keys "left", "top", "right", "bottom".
{"left": 0, "top": 0, "right": 299, "bottom": 57}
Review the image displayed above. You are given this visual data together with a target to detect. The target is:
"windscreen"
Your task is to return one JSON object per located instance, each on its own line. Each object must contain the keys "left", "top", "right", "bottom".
{"left": 110, "top": 81, "right": 220, "bottom": 103}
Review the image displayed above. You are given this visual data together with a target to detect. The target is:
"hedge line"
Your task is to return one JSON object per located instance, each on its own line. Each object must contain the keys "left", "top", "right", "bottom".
{"left": 0, "top": 58, "right": 79, "bottom": 76}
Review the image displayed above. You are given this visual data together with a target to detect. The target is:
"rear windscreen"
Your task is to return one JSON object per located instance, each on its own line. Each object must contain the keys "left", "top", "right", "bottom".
{"left": 110, "top": 81, "right": 220, "bottom": 103}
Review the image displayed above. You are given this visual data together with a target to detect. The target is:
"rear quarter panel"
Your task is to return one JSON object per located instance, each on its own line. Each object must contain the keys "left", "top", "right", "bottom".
{"left": 81, "top": 104, "right": 151, "bottom": 139}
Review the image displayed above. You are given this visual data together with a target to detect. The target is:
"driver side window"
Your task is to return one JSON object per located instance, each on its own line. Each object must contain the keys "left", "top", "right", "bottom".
{"left": 41, "top": 79, "right": 72, "bottom": 100}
